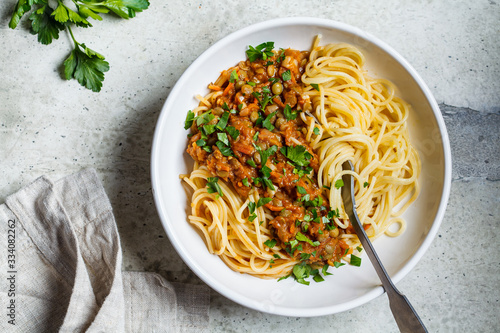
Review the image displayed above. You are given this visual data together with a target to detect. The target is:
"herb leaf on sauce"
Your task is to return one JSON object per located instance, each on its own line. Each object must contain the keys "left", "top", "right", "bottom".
{"left": 280, "top": 145, "right": 312, "bottom": 167}
{"left": 206, "top": 177, "right": 223, "bottom": 198}
{"left": 283, "top": 104, "right": 297, "bottom": 120}
{"left": 246, "top": 41, "right": 275, "bottom": 62}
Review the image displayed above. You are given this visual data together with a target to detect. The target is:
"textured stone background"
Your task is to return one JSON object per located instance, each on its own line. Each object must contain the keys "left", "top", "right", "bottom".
{"left": 1, "top": 0, "right": 499, "bottom": 332}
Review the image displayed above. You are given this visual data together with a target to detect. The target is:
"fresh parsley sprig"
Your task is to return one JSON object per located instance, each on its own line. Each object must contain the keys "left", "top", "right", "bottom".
{"left": 8, "top": 0, "right": 150, "bottom": 92}
{"left": 246, "top": 42, "right": 275, "bottom": 62}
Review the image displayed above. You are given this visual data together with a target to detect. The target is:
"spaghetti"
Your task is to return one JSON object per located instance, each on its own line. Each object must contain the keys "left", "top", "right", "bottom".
{"left": 181, "top": 37, "right": 420, "bottom": 281}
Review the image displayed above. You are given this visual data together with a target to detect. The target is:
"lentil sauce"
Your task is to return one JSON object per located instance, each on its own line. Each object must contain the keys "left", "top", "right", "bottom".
{"left": 186, "top": 48, "right": 352, "bottom": 267}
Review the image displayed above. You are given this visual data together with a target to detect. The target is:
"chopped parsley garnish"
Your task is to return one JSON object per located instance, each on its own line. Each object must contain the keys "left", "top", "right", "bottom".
{"left": 247, "top": 201, "right": 257, "bottom": 221}
{"left": 217, "top": 132, "right": 229, "bottom": 146}
{"left": 206, "top": 177, "right": 223, "bottom": 198}
{"left": 264, "top": 239, "right": 277, "bottom": 248}
{"left": 281, "top": 70, "right": 292, "bottom": 81}
{"left": 290, "top": 261, "right": 331, "bottom": 285}
{"left": 246, "top": 42, "right": 275, "bottom": 62}
{"left": 253, "top": 86, "right": 275, "bottom": 112}
{"left": 184, "top": 110, "right": 195, "bottom": 129}
{"left": 356, "top": 246, "right": 363, "bottom": 252}
{"left": 333, "top": 261, "right": 345, "bottom": 268}
{"left": 261, "top": 177, "right": 275, "bottom": 190}
{"left": 311, "top": 83, "right": 320, "bottom": 91}
{"left": 226, "top": 126, "right": 240, "bottom": 140}
{"left": 253, "top": 131, "right": 260, "bottom": 141}
{"left": 334, "top": 179, "right": 344, "bottom": 189}
{"left": 196, "top": 110, "right": 215, "bottom": 126}
{"left": 322, "top": 264, "right": 332, "bottom": 276}
{"left": 242, "top": 178, "right": 250, "bottom": 187}
{"left": 292, "top": 262, "right": 311, "bottom": 285}
{"left": 257, "top": 197, "right": 272, "bottom": 208}
{"left": 248, "top": 201, "right": 256, "bottom": 214}
{"left": 254, "top": 144, "right": 278, "bottom": 167}
{"left": 229, "top": 69, "right": 238, "bottom": 83}
{"left": 202, "top": 124, "right": 216, "bottom": 136}
{"left": 247, "top": 159, "right": 257, "bottom": 167}
{"left": 196, "top": 139, "right": 205, "bottom": 147}
{"left": 313, "top": 127, "right": 320, "bottom": 135}
{"left": 261, "top": 165, "right": 272, "bottom": 178}
{"left": 280, "top": 145, "right": 312, "bottom": 167}
{"left": 296, "top": 185, "right": 307, "bottom": 195}
{"left": 216, "top": 141, "right": 234, "bottom": 156}
{"left": 283, "top": 104, "right": 297, "bottom": 120}
{"left": 295, "top": 232, "right": 320, "bottom": 247}
{"left": 262, "top": 111, "right": 277, "bottom": 131}
{"left": 350, "top": 254, "right": 362, "bottom": 267}
{"left": 216, "top": 111, "right": 230, "bottom": 131}
{"left": 363, "top": 181, "right": 370, "bottom": 188}
{"left": 300, "top": 253, "right": 311, "bottom": 261}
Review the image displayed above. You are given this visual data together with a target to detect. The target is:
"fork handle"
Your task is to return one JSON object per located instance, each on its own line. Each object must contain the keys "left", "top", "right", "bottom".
{"left": 341, "top": 161, "right": 428, "bottom": 333}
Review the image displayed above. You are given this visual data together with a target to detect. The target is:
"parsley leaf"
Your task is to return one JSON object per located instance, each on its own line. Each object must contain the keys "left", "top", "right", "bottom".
{"left": 281, "top": 70, "right": 292, "bottom": 81}
{"left": 229, "top": 69, "right": 238, "bottom": 83}
{"left": 334, "top": 179, "right": 344, "bottom": 189}
{"left": 216, "top": 111, "right": 230, "bottom": 131}
{"left": 226, "top": 126, "right": 240, "bottom": 140}
{"left": 196, "top": 111, "right": 215, "bottom": 126}
{"left": 29, "top": 4, "right": 65, "bottom": 45}
{"left": 350, "top": 254, "right": 362, "bottom": 267}
{"left": 311, "top": 83, "right": 320, "bottom": 91}
{"left": 63, "top": 41, "right": 109, "bottom": 92}
{"left": 295, "top": 232, "right": 320, "bottom": 247}
{"left": 206, "top": 177, "right": 223, "bottom": 198}
{"left": 257, "top": 197, "right": 272, "bottom": 208}
{"left": 322, "top": 264, "right": 332, "bottom": 276}
{"left": 262, "top": 112, "right": 277, "bottom": 131}
{"left": 254, "top": 144, "right": 278, "bottom": 167}
{"left": 216, "top": 141, "right": 234, "bottom": 156}
{"left": 184, "top": 110, "right": 195, "bottom": 129}
{"left": 333, "top": 261, "right": 345, "bottom": 268}
{"left": 296, "top": 185, "right": 307, "bottom": 195}
{"left": 242, "top": 178, "right": 250, "bottom": 187}
{"left": 246, "top": 42, "right": 275, "bottom": 62}
{"left": 283, "top": 104, "right": 297, "bottom": 120}
{"left": 248, "top": 201, "right": 256, "bottom": 214}
{"left": 363, "top": 181, "right": 370, "bottom": 188}
{"left": 202, "top": 124, "right": 216, "bottom": 136}
{"left": 264, "top": 239, "right": 277, "bottom": 248}
{"left": 217, "top": 132, "right": 229, "bottom": 146}
{"left": 280, "top": 145, "right": 312, "bottom": 167}
{"left": 292, "top": 263, "right": 311, "bottom": 286}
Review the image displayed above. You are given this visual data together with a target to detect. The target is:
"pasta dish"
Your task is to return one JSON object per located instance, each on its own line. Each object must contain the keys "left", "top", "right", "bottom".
{"left": 181, "top": 36, "right": 420, "bottom": 283}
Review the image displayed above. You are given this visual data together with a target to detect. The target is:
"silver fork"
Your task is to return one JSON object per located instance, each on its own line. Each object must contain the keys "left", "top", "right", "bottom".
{"left": 341, "top": 160, "right": 428, "bottom": 333}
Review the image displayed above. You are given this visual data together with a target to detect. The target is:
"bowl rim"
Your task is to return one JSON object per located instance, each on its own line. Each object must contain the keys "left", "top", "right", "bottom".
{"left": 151, "top": 17, "right": 452, "bottom": 317}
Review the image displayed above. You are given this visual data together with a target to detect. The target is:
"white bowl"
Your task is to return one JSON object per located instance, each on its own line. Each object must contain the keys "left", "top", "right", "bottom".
{"left": 151, "top": 17, "right": 451, "bottom": 317}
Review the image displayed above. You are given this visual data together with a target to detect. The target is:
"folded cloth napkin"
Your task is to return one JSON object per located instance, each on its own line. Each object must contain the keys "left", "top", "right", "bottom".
{"left": 0, "top": 169, "right": 210, "bottom": 332}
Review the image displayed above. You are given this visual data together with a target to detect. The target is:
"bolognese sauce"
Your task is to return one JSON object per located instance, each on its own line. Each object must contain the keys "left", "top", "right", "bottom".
{"left": 185, "top": 44, "right": 352, "bottom": 269}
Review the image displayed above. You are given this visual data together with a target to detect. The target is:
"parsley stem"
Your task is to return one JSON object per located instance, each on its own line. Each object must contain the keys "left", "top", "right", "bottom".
{"left": 67, "top": 26, "right": 79, "bottom": 48}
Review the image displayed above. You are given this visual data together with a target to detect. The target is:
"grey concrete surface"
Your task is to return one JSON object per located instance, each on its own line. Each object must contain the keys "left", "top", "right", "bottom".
{"left": 1, "top": 0, "right": 499, "bottom": 332}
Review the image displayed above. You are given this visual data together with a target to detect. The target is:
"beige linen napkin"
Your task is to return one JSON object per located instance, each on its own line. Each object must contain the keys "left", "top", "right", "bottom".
{"left": 0, "top": 169, "right": 209, "bottom": 332}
